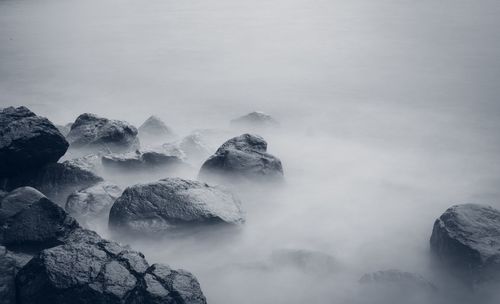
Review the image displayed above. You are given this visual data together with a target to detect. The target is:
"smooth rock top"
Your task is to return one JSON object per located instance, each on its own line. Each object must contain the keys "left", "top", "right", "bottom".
{"left": 430, "top": 204, "right": 500, "bottom": 275}
{"left": 0, "top": 187, "right": 45, "bottom": 224}
{"left": 199, "top": 134, "right": 284, "bottom": 184}
{"left": 109, "top": 177, "right": 244, "bottom": 234}
{"left": 0, "top": 106, "right": 69, "bottom": 177}
{"left": 102, "top": 150, "right": 185, "bottom": 171}
{"left": 66, "top": 113, "right": 139, "bottom": 153}
{"left": 230, "top": 111, "right": 279, "bottom": 128}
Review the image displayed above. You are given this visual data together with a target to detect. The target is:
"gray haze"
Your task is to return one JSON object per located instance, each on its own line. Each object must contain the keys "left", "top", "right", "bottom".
{"left": 1, "top": 0, "right": 500, "bottom": 303}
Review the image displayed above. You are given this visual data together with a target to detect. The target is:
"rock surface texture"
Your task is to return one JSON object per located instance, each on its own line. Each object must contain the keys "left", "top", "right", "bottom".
{"left": 102, "top": 150, "right": 185, "bottom": 172}
{"left": 199, "top": 133, "right": 284, "bottom": 184}
{"left": 109, "top": 177, "right": 244, "bottom": 234}
{"left": 0, "top": 106, "right": 68, "bottom": 178}
{"left": 0, "top": 187, "right": 45, "bottom": 224}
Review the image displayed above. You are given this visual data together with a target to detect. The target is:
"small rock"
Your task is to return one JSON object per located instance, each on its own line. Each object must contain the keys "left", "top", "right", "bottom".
{"left": 230, "top": 111, "right": 279, "bottom": 129}
{"left": 138, "top": 115, "right": 176, "bottom": 144}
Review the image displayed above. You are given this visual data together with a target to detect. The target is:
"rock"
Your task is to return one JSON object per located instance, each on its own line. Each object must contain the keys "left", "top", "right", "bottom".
{"left": 178, "top": 132, "right": 213, "bottom": 164}
{"left": 16, "top": 228, "right": 207, "bottom": 304}
{"left": 55, "top": 123, "right": 73, "bottom": 137}
{"left": 0, "top": 246, "right": 17, "bottom": 304}
{"left": 102, "top": 150, "right": 186, "bottom": 172}
{"left": 66, "top": 182, "right": 122, "bottom": 224}
{"left": 66, "top": 113, "right": 139, "bottom": 153}
{"left": 270, "top": 249, "right": 337, "bottom": 275}
{"left": 199, "top": 133, "right": 284, "bottom": 184}
{"left": 62, "top": 153, "right": 102, "bottom": 175}
{"left": 0, "top": 187, "right": 45, "bottom": 224}
{"left": 109, "top": 177, "right": 244, "bottom": 234}
{"left": 0, "top": 106, "right": 69, "bottom": 178}
{"left": 230, "top": 111, "right": 279, "bottom": 129}
{"left": 138, "top": 116, "right": 175, "bottom": 144}
{"left": 359, "top": 269, "right": 437, "bottom": 292}
{"left": 0, "top": 161, "right": 103, "bottom": 205}
{"left": 430, "top": 204, "right": 500, "bottom": 281}
{"left": 1, "top": 197, "right": 79, "bottom": 251}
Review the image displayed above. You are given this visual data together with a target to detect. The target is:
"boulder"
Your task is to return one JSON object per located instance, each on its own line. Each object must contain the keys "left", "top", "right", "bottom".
{"left": 230, "top": 111, "right": 279, "bottom": 129}
{"left": 430, "top": 204, "right": 500, "bottom": 281}
{"left": 109, "top": 177, "right": 244, "bottom": 234}
{"left": 199, "top": 134, "right": 284, "bottom": 184}
{"left": 0, "top": 246, "right": 17, "bottom": 304}
{"left": 66, "top": 113, "right": 139, "bottom": 153}
{"left": 138, "top": 115, "right": 175, "bottom": 144}
{"left": 0, "top": 106, "right": 68, "bottom": 178}
{"left": 0, "top": 187, "right": 45, "bottom": 224}
{"left": 178, "top": 132, "right": 213, "bottom": 164}
{"left": 102, "top": 150, "right": 186, "bottom": 172}
{"left": 0, "top": 161, "right": 103, "bottom": 205}
{"left": 66, "top": 182, "right": 122, "bottom": 223}
{"left": 16, "top": 229, "right": 207, "bottom": 304}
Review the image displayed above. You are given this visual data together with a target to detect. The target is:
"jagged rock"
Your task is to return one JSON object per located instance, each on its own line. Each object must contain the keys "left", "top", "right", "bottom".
{"left": 66, "top": 182, "right": 122, "bottom": 223}
{"left": 430, "top": 204, "right": 500, "bottom": 281}
{"left": 0, "top": 246, "right": 17, "bottom": 304}
{"left": 178, "top": 132, "right": 213, "bottom": 164}
{"left": 102, "top": 150, "right": 186, "bottom": 172}
{"left": 0, "top": 162, "right": 103, "bottom": 205}
{"left": 0, "top": 187, "right": 45, "bottom": 224}
{"left": 63, "top": 153, "right": 102, "bottom": 174}
{"left": 109, "top": 177, "right": 244, "bottom": 234}
{"left": 138, "top": 116, "right": 175, "bottom": 144}
{"left": 16, "top": 228, "right": 207, "bottom": 304}
{"left": 55, "top": 123, "right": 73, "bottom": 137}
{"left": 359, "top": 269, "right": 437, "bottom": 291}
{"left": 0, "top": 106, "right": 68, "bottom": 178}
{"left": 230, "top": 111, "right": 279, "bottom": 128}
{"left": 199, "top": 134, "right": 284, "bottom": 184}
{"left": 270, "top": 249, "right": 337, "bottom": 275}
{"left": 66, "top": 113, "right": 139, "bottom": 153}
{"left": 1, "top": 197, "right": 79, "bottom": 251}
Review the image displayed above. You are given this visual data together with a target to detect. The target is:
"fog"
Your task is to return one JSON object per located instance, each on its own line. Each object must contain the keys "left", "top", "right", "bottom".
{"left": 1, "top": 0, "right": 500, "bottom": 303}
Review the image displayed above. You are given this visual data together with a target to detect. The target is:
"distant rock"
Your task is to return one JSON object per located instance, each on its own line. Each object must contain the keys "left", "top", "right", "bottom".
{"left": 109, "top": 177, "right": 244, "bottom": 234}
{"left": 230, "top": 111, "right": 279, "bottom": 129}
{"left": 0, "top": 161, "right": 103, "bottom": 205}
{"left": 62, "top": 152, "right": 102, "bottom": 175}
{"left": 270, "top": 249, "right": 337, "bottom": 275}
{"left": 66, "top": 113, "right": 139, "bottom": 153}
{"left": 102, "top": 150, "right": 186, "bottom": 172}
{"left": 199, "top": 134, "right": 284, "bottom": 184}
{"left": 0, "top": 187, "right": 45, "bottom": 224}
{"left": 0, "top": 106, "right": 68, "bottom": 178}
{"left": 138, "top": 115, "right": 175, "bottom": 144}
{"left": 16, "top": 227, "right": 207, "bottom": 304}
{"left": 430, "top": 204, "right": 500, "bottom": 281}
{"left": 65, "top": 182, "right": 122, "bottom": 224}
{"left": 178, "top": 132, "right": 213, "bottom": 164}
{"left": 55, "top": 123, "right": 73, "bottom": 137}
{"left": 360, "top": 269, "right": 437, "bottom": 291}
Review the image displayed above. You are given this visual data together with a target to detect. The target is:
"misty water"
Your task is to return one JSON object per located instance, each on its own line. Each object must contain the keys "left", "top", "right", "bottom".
{"left": 1, "top": 0, "right": 500, "bottom": 303}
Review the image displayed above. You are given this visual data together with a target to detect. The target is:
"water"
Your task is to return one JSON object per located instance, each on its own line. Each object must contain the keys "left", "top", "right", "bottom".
{"left": 1, "top": 0, "right": 500, "bottom": 303}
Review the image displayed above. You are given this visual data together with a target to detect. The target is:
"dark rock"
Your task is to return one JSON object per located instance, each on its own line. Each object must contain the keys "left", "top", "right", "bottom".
{"left": 270, "top": 249, "right": 337, "bottom": 275}
{"left": 1, "top": 197, "right": 79, "bottom": 251}
{"left": 430, "top": 204, "right": 500, "bottom": 281}
{"left": 199, "top": 133, "right": 284, "bottom": 184}
{"left": 0, "top": 187, "right": 45, "bottom": 224}
{"left": 109, "top": 177, "right": 244, "bottom": 234}
{"left": 16, "top": 228, "right": 207, "bottom": 304}
{"left": 102, "top": 150, "right": 186, "bottom": 172}
{"left": 0, "top": 106, "right": 69, "bottom": 178}
{"left": 66, "top": 182, "right": 122, "bottom": 224}
{"left": 0, "top": 246, "right": 17, "bottom": 304}
{"left": 66, "top": 113, "right": 139, "bottom": 153}
{"left": 230, "top": 111, "right": 279, "bottom": 128}
{"left": 138, "top": 116, "right": 175, "bottom": 144}
{"left": 0, "top": 161, "right": 103, "bottom": 205}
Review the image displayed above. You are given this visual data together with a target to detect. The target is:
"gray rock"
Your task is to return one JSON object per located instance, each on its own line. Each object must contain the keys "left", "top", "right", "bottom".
{"left": 67, "top": 113, "right": 139, "bottom": 153}
{"left": 138, "top": 116, "right": 176, "bottom": 144}
{"left": 230, "top": 111, "right": 279, "bottom": 128}
{"left": 102, "top": 150, "right": 186, "bottom": 172}
{"left": 66, "top": 182, "right": 122, "bottom": 223}
{"left": 109, "top": 177, "right": 244, "bottom": 234}
{"left": 359, "top": 269, "right": 437, "bottom": 291}
{"left": 270, "top": 249, "right": 337, "bottom": 275}
{"left": 0, "top": 106, "right": 68, "bottom": 178}
{"left": 430, "top": 204, "right": 500, "bottom": 281}
{"left": 178, "top": 132, "right": 213, "bottom": 164}
{"left": 55, "top": 123, "right": 73, "bottom": 137}
{"left": 0, "top": 187, "right": 45, "bottom": 224}
{"left": 199, "top": 133, "right": 284, "bottom": 184}
{"left": 0, "top": 246, "right": 16, "bottom": 304}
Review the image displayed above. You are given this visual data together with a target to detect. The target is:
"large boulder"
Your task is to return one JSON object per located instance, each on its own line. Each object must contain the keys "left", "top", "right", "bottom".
{"left": 66, "top": 113, "right": 139, "bottom": 153}
{"left": 0, "top": 187, "right": 45, "bottom": 224}
{"left": 0, "top": 161, "right": 103, "bottom": 205}
{"left": 230, "top": 111, "right": 279, "bottom": 129}
{"left": 15, "top": 229, "right": 207, "bottom": 304}
{"left": 430, "top": 204, "right": 500, "bottom": 281}
{"left": 138, "top": 115, "right": 175, "bottom": 144}
{"left": 66, "top": 182, "right": 122, "bottom": 224}
{"left": 0, "top": 106, "right": 68, "bottom": 178}
{"left": 198, "top": 134, "right": 284, "bottom": 184}
{"left": 109, "top": 178, "right": 244, "bottom": 234}
{"left": 102, "top": 150, "right": 186, "bottom": 172}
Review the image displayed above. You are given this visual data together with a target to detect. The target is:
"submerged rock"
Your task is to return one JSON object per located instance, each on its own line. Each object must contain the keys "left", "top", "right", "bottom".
{"left": 102, "top": 150, "right": 186, "bottom": 172}
{"left": 230, "top": 111, "right": 279, "bottom": 129}
{"left": 66, "top": 113, "right": 139, "bottom": 153}
{"left": 0, "top": 106, "right": 68, "bottom": 178}
{"left": 359, "top": 269, "right": 437, "bottom": 291}
{"left": 66, "top": 182, "right": 122, "bottom": 224}
{"left": 270, "top": 249, "right": 337, "bottom": 275}
{"left": 0, "top": 187, "right": 45, "bottom": 224}
{"left": 430, "top": 204, "right": 500, "bottom": 281}
{"left": 109, "top": 177, "right": 244, "bottom": 234}
{"left": 138, "top": 115, "right": 175, "bottom": 144}
{"left": 199, "top": 134, "right": 284, "bottom": 184}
